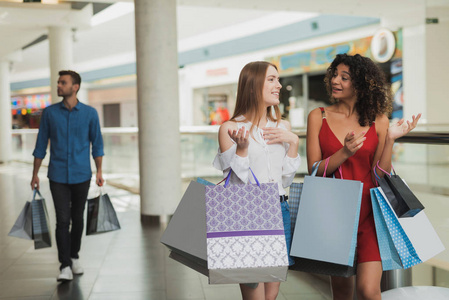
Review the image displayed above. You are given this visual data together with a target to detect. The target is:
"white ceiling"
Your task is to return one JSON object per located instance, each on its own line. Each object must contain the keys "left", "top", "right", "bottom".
{"left": 1, "top": 0, "right": 447, "bottom": 82}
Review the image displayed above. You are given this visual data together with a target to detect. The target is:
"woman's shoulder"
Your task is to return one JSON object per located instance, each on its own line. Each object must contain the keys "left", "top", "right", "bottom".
{"left": 375, "top": 114, "right": 389, "bottom": 126}
{"left": 279, "top": 119, "right": 291, "bottom": 130}
{"left": 374, "top": 114, "right": 389, "bottom": 132}
{"left": 219, "top": 120, "right": 238, "bottom": 133}
{"left": 308, "top": 107, "right": 325, "bottom": 121}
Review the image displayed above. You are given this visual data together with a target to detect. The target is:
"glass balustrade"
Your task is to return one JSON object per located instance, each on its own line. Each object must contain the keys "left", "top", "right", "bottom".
{"left": 10, "top": 125, "right": 449, "bottom": 287}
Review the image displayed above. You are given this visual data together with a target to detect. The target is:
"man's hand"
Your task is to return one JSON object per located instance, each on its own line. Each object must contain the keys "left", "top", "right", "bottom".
{"left": 96, "top": 171, "right": 104, "bottom": 187}
{"left": 30, "top": 175, "right": 40, "bottom": 191}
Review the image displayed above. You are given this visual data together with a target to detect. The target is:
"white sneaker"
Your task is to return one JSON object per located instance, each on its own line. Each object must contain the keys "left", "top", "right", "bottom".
{"left": 71, "top": 258, "right": 84, "bottom": 275}
{"left": 57, "top": 266, "right": 73, "bottom": 282}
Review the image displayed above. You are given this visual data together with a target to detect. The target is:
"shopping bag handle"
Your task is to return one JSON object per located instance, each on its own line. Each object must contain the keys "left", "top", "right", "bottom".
{"left": 373, "top": 160, "right": 396, "bottom": 186}
{"left": 32, "top": 189, "right": 43, "bottom": 200}
{"left": 223, "top": 168, "right": 260, "bottom": 188}
{"left": 311, "top": 160, "right": 322, "bottom": 176}
{"left": 314, "top": 157, "right": 343, "bottom": 179}
{"left": 93, "top": 185, "right": 104, "bottom": 197}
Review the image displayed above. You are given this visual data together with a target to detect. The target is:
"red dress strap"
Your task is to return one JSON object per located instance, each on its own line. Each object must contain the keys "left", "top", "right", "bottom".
{"left": 319, "top": 107, "right": 326, "bottom": 119}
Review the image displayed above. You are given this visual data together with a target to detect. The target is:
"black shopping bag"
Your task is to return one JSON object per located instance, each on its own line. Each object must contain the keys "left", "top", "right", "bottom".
{"left": 31, "top": 190, "right": 52, "bottom": 249}
{"left": 86, "top": 193, "right": 121, "bottom": 235}
{"left": 378, "top": 171, "right": 424, "bottom": 218}
{"left": 290, "top": 256, "right": 357, "bottom": 277}
{"left": 8, "top": 201, "right": 33, "bottom": 240}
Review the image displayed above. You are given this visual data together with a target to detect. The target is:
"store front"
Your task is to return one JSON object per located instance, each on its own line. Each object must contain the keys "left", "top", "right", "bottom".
{"left": 11, "top": 93, "right": 51, "bottom": 128}
{"left": 267, "top": 28, "right": 403, "bottom": 127}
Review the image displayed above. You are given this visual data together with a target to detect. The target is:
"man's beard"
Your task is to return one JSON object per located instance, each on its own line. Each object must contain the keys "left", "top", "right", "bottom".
{"left": 58, "top": 90, "right": 73, "bottom": 97}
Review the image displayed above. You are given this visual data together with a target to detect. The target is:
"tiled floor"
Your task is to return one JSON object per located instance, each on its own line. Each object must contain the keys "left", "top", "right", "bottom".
{"left": 0, "top": 162, "right": 332, "bottom": 300}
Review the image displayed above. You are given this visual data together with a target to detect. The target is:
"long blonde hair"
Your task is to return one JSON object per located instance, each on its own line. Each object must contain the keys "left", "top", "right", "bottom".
{"left": 230, "top": 61, "right": 282, "bottom": 132}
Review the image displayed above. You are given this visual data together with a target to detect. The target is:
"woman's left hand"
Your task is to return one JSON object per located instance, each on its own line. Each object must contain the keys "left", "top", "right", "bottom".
{"left": 387, "top": 113, "right": 421, "bottom": 140}
{"left": 263, "top": 127, "right": 299, "bottom": 145}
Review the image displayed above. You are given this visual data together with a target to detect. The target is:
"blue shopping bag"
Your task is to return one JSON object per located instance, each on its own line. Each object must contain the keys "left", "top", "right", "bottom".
{"left": 370, "top": 188, "right": 403, "bottom": 270}
{"left": 371, "top": 187, "right": 421, "bottom": 269}
{"left": 196, "top": 177, "right": 215, "bottom": 186}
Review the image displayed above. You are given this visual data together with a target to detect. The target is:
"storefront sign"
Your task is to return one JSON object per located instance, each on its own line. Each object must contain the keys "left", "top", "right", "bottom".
{"left": 267, "top": 30, "right": 401, "bottom": 76}
{"left": 371, "top": 28, "right": 396, "bottom": 63}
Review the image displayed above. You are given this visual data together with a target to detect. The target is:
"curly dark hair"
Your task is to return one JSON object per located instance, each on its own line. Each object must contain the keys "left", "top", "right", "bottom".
{"left": 324, "top": 54, "right": 392, "bottom": 126}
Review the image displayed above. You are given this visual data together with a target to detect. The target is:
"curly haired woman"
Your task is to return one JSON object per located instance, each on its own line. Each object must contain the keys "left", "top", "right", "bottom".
{"left": 306, "top": 54, "right": 420, "bottom": 300}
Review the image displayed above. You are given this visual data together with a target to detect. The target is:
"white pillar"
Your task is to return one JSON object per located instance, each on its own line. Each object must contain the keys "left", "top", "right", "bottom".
{"left": 402, "top": 24, "right": 427, "bottom": 121}
{"left": 48, "top": 27, "right": 73, "bottom": 104}
{"left": 401, "top": 7, "right": 449, "bottom": 123}
{"left": 425, "top": 7, "right": 449, "bottom": 124}
{"left": 134, "top": 0, "right": 181, "bottom": 220}
{"left": 0, "top": 61, "right": 12, "bottom": 163}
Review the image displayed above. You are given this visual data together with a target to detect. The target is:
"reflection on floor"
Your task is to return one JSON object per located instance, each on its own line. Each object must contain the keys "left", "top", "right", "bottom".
{"left": 0, "top": 162, "right": 331, "bottom": 300}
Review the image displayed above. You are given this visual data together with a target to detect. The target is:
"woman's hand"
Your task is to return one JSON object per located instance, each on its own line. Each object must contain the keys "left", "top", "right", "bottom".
{"left": 343, "top": 131, "right": 366, "bottom": 157}
{"left": 387, "top": 114, "right": 421, "bottom": 141}
{"left": 263, "top": 127, "right": 299, "bottom": 146}
{"left": 228, "top": 128, "right": 249, "bottom": 151}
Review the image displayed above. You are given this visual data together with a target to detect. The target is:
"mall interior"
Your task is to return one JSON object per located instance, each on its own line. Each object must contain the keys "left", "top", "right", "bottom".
{"left": 1, "top": 0, "right": 449, "bottom": 299}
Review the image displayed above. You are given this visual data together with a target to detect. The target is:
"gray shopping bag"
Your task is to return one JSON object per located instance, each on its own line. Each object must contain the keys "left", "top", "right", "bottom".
{"left": 160, "top": 181, "right": 208, "bottom": 276}
{"left": 289, "top": 181, "right": 357, "bottom": 277}
{"left": 86, "top": 193, "right": 121, "bottom": 235}
{"left": 8, "top": 201, "right": 33, "bottom": 240}
{"left": 290, "top": 175, "right": 362, "bottom": 266}
{"left": 31, "top": 190, "right": 52, "bottom": 249}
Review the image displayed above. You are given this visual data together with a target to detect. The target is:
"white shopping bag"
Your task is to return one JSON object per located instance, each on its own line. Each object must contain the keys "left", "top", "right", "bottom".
{"left": 378, "top": 187, "right": 445, "bottom": 263}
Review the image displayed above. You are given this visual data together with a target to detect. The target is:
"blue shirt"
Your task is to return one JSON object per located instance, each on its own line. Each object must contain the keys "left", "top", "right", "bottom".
{"left": 33, "top": 101, "right": 104, "bottom": 184}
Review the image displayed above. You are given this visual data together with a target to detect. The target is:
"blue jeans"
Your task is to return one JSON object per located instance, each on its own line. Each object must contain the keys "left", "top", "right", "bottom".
{"left": 281, "top": 200, "right": 295, "bottom": 266}
{"left": 50, "top": 180, "right": 90, "bottom": 270}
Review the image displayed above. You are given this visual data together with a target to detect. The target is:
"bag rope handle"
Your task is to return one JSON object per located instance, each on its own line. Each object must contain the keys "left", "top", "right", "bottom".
{"left": 373, "top": 160, "right": 396, "bottom": 187}
{"left": 223, "top": 168, "right": 260, "bottom": 187}
{"left": 323, "top": 157, "right": 343, "bottom": 179}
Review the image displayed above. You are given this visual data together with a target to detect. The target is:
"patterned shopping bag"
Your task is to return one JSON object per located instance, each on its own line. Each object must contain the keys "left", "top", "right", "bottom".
{"left": 370, "top": 188, "right": 403, "bottom": 270}
{"left": 371, "top": 187, "right": 421, "bottom": 268}
{"left": 371, "top": 187, "right": 444, "bottom": 268}
{"left": 288, "top": 182, "right": 302, "bottom": 234}
{"left": 31, "top": 190, "right": 52, "bottom": 249}
{"left": 205, "top": 171, "right": 288, "bottom": 284}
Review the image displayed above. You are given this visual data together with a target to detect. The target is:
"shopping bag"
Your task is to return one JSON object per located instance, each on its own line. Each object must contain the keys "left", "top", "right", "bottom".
{"left": 372, "top": 187, "right": 444, "bottom": 268}
{"left": 205, "top": 170, "right": 288, "bottom": 284}
{"left": 288, "top": 182, "right": 302, "bottom": 234}
{"left": 160, "top": 180, "right": 209, "bottom": 276}
{"left": 86, "top": 192, "right": 121, "bottom": 235}
{"left": 31, "top": 189, "right": 52, "bottom": 249}
{"left": 288, "top": 161, "right": 359, "bottom": 277}
{"left": 290, "top": 160, "right": 362, "bottom": 268}
{"left": 377, "top": 166, "right": 424, "bottom": 218}
{"left": 370, "top": 188, "right": 403, "bottom": 271}
{"left": 8, "top": 201, "right": 33, "bottom": 240}
{"left": 289, "top": 160, "right": 321, "bottom": 235}
{"left": 291, "top": 256, "right": 357, "bottom": 277}
{"left": 196, "top": 177, "right": 215, "bottom": 186}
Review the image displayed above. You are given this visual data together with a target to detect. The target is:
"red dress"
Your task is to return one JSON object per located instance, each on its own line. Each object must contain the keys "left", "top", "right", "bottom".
{"left": 318, "top": 107, "right": 381, "bottom": 263}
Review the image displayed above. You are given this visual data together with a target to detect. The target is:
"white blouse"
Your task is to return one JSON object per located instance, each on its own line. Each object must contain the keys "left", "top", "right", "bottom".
{"left": 213, "top": 117, "right": 301, "bottom": 195}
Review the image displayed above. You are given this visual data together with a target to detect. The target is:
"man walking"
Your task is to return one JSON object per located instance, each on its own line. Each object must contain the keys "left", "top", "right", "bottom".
{"left": 30, "top": 70, "right": 104, "bottom": 281}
